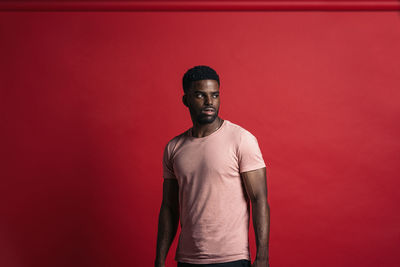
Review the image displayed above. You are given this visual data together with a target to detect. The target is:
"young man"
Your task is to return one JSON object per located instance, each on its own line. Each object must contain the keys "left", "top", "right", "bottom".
{"left": 155, "top": 66, "right": 270, "bottom": 267}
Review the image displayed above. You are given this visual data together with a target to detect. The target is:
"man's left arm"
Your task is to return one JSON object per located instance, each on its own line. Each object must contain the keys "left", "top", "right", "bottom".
{"left": 241, "top": 167, "right": 270, "bottom": 267}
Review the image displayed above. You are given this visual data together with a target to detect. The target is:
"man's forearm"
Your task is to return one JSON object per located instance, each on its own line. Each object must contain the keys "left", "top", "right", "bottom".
{"left": 252, "top": 199, "right": 270, "bottom": 261}
{"left": 155, "top": 204, "right": 180, "bottom": 265}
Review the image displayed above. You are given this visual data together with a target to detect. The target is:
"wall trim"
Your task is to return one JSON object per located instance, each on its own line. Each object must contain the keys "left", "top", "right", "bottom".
{"left": 1, "top": 1, "right": 399, "bottom": 12}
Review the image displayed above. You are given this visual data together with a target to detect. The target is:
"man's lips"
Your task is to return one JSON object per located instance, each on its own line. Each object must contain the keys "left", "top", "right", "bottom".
{"left": 201, "top": 108, "right": 215, "bottom": 115}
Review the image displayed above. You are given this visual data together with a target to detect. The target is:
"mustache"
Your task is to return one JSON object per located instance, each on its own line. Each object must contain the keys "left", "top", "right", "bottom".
{"left": 201, "top": 107, "right": 216, "bottom": 112}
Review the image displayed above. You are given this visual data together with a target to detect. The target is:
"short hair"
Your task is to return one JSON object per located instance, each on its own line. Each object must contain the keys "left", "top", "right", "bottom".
{"left": 182, "top": 65, "right": 220, "bottom": 93}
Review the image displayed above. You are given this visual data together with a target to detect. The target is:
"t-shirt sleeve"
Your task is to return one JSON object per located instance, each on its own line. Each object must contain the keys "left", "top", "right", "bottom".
{"left": 162, "top": 142, "right": 177, "bottom": 179}
{"left": 238, "top": 130, "right": 266, "bottom": 173}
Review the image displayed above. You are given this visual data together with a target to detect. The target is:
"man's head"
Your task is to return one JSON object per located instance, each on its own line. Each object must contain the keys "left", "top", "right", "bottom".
{"left": 182, "top": 66, "right": 220, "bottom": 125}
{"left": 182, "top": 65, "right": 220, "bottom": 94}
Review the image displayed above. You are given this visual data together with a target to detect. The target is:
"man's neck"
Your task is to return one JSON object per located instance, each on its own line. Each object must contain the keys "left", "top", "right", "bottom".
{"left": 191, "top": 117, "right": 223, "bottom": 138}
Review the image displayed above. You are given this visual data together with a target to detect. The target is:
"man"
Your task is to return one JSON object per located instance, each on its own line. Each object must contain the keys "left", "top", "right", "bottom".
{"left": 155, "top": 66, "right": 270, "bottom": 267}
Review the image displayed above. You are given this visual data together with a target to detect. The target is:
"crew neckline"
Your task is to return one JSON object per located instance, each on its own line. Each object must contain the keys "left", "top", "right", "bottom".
{"left": 187, "top": 119, "right": 228, "bottom": 140}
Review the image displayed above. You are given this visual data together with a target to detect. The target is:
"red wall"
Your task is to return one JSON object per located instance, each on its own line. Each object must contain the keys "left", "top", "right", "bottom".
{"left": 1, "top": 10, "right": 400, "bottom": 267}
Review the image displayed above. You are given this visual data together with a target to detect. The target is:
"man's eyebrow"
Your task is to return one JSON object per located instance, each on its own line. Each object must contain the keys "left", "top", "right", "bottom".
{"left": 192, "top": 90, "right": 220, "bottom": 94}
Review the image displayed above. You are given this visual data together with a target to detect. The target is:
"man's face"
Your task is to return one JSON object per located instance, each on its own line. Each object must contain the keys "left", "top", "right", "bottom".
{"left": 184, "top": 79, "right": 220, "bottom": 125}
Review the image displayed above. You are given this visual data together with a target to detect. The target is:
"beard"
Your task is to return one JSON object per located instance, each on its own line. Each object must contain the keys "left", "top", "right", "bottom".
{"left": 188, "top": 105, "right": 219, "bottom": 125}
{"left": 196, "top": 107, "right": 219, "bottom": 125}
{"left": 197, "top": 113, "right": 218, "bottom": 125}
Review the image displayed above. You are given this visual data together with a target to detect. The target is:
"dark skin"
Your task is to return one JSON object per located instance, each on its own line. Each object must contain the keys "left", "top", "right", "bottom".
{"left": 241, "top": 168, "right": 270, "bottom": 267}
{"left": 183, "top": 79, "right": 223, "bottom": 137}
{"left": 155, "top": 80, "right": 270, "bottom": 267}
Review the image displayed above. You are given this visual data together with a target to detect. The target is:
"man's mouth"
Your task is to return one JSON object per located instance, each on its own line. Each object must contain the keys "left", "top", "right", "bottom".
{"left": 201, "top": 108, "right": 215, "bottom": 115}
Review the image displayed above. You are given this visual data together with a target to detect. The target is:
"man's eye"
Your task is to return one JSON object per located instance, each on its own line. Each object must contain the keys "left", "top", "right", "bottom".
{"left": 212, "top": 94, "right": 219, "bottom": 98}
{"left": 196, "top": 94, "right": 203, "bottom": 98}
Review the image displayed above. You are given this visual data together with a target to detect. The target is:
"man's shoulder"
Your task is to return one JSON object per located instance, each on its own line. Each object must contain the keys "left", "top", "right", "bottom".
{"left": 164, "top": 128, "right": 189, "bottom": 150}
{"left": 225, "top": 120, "right": 256, "bottom": 138}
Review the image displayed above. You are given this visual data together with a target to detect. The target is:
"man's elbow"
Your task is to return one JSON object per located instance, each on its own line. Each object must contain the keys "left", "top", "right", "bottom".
{"left": 161, "top": 201, "right": 180, "bottom": 219}
{"left": 250, "top": 189, "right": 268, "bottom": 203}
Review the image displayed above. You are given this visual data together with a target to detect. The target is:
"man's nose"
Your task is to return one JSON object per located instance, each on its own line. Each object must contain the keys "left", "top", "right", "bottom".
{"left": 204, "top": 95, "right": 212, "bottom": 105}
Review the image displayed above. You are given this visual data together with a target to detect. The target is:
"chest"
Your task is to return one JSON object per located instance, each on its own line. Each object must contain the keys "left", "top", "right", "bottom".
{"left": 172, "top": 139, "right": 239, "bottom": 181}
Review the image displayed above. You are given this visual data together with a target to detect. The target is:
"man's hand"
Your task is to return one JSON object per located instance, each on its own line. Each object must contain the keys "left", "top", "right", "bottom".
{"left": 252, "top": 258, "right": 269, "bottom": 267}
{"left": 155, "top": 179, "right": 180, "bottom": 267}
{"left": 241, "top": 168, "right": 270, "bottom": 267}
{"left": 154, "top": 260, "right": 165, "bottom": 267}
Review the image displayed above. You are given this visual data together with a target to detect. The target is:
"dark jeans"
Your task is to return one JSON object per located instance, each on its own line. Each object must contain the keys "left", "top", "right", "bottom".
{"left": 178, "top": 259, "right": 251, "bottom": 267}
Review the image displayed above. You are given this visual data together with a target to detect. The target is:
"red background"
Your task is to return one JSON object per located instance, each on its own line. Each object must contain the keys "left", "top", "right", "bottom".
{"left": 1, "top": 8, "right": 400, "bottom": 267}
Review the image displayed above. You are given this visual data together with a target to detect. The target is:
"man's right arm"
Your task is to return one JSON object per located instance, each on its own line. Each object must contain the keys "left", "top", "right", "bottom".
{"left": 155, "top": 178, "right": 180, "bottom": 267}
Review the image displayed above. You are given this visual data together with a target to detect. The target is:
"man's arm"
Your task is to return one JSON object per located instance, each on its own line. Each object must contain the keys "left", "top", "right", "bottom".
{"left": 155, "top": 179, "right": 180, "bottom": 267}
{"left": 241, "top": 167, "right": 270, "bottom": 267}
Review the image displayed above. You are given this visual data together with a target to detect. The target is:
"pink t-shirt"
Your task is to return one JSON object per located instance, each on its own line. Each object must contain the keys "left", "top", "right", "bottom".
{"left": 163, "top": 120, "right": 265, "bottom": 264}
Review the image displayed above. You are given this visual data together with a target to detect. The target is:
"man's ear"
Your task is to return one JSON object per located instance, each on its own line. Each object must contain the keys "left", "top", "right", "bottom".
{"left": 182, "top": 94, "right": 188, "bottom": 107}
